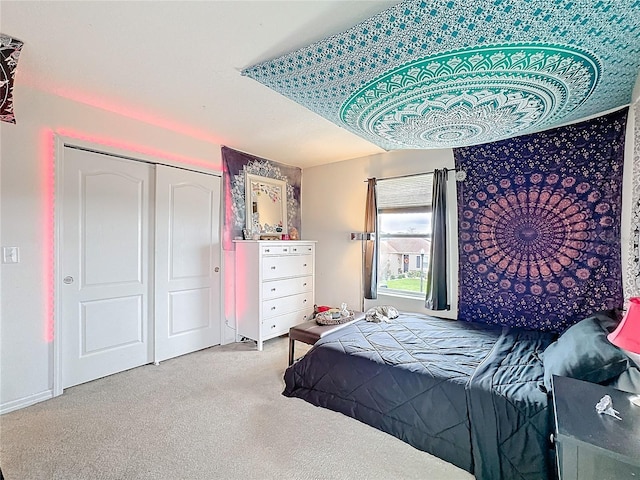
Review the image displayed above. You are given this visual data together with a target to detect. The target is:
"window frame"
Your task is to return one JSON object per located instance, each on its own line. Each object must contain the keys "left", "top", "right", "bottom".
{"left": 377, "top": 205, "right": 432, "bottom": 299}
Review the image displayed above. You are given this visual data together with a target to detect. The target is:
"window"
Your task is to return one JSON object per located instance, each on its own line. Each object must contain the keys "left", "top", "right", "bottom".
{"left": 377, "top": 174, "right": 432, "bottom": 297}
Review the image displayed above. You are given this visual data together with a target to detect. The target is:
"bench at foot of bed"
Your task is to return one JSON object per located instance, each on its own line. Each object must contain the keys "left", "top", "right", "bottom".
{"left": 288, "top": 312, "right": 364, "bottom": 366}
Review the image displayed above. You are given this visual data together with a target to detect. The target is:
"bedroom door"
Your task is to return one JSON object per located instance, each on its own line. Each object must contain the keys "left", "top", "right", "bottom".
{"left": 60, "top": 148, "right": 153, "bottom": 388}
{"left": 154, "top": 165, "right": 222, "bottom": 362}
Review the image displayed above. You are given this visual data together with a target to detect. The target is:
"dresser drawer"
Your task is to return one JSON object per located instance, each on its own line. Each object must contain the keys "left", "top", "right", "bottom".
{"left": 262, "top": 292, "right": 313, "bottom": 319}
{"left": 262, "top": 254, "right": 313, "bottom": 280}
{"left": 261, "top": 244, "right": 291, "bottom": 256}
{"left": 289, "top": 244, "right": 314, "bottom": 255}
{"left": 262, "top": 276, "right": 313, "bottom": 300}
{"left": 262, "top": 308, "right": 314, "bottom": 338}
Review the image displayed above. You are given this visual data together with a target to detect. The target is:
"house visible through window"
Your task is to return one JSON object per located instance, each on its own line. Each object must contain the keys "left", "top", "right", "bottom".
{"left": 377, "top": 174, "right": 432, "bottom": 297}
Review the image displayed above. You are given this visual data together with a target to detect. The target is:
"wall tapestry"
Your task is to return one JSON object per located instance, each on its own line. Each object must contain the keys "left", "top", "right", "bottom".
{"left": 455, "top": 108, "right": 628, "bottom": 332}
{"left": 221, "top": 146, "right": 301, "bottom": 251}
{"left": 625, "top": 101, "right": 640, "bottom": 304}
{"left": 0, "top": 33, "right": 23, "bottom": 124}
{"left": 243, "top": 0, "right": 640, "bottom": 150}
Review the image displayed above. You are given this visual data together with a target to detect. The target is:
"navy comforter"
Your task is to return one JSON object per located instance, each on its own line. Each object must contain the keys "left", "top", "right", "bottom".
{"left": 283, "top": 313, "right": 556, "bottom": 480}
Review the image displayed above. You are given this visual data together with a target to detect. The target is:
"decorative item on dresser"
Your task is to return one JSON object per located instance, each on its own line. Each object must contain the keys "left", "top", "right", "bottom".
{"left": 234, "top": 240, "right": 316, "bottom": 350}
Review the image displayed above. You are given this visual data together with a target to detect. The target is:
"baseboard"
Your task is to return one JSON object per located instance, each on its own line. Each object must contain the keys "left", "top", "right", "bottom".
{"left": 0, "top": 390, "right": 53, "bottom": 415}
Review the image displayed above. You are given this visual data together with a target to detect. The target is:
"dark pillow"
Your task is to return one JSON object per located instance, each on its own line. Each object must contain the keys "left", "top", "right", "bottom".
{"left": 590, "top": 309, "right": 622, "bottom": 333}
{"left": 542, "top": 316, "right": 629, "bottom": 391}
{"left": 604, "top": 366, "right": 640, "bottom": 395}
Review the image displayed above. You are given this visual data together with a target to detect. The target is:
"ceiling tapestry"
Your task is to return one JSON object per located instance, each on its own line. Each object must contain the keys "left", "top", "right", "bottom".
{"left": 243, "top": 0, "right": 640, "bottom": 150}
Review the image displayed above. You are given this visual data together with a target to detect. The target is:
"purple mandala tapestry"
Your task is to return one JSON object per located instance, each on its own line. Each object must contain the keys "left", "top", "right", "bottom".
{"left": 454, "top": 108, "right": 628, "bottom": 332}
{"left": 221, "top": 146, "right": 301, "bottom": 251}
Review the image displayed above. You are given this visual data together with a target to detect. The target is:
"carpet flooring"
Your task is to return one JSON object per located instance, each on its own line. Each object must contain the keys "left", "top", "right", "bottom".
{"left": 0, "top": 336, "right": 473, "bottom": 480}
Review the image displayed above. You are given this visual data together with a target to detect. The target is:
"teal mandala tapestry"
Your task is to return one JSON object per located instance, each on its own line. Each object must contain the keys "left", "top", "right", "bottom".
{"left": 243, "top": 0, "right": 640, "bottom": 150}
{"left": 454, "top": 108, "right": 627, "bottom": 332}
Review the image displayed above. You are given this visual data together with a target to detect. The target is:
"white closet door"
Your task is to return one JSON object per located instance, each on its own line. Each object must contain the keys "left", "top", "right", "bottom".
{"left": 61, "top": 148, "right": 153, "bottom": 388}
{"left": 154, "top": 165, "right": 221, "bottom": 362}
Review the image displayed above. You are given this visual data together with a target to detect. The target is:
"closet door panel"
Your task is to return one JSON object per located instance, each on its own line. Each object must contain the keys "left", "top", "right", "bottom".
{"left": 155, "top": 165, "right": 222, "bottom": 362}
{"left": 60, "top": 148, "right": 153, "bottom": 388}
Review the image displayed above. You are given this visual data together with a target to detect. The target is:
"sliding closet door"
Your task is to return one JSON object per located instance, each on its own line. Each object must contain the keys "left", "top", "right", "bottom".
{"left": 154, "top": 165, "right": 222, "bottom": 362}
{"left": 60, "top": 148, "right": 153, "bottom": 388}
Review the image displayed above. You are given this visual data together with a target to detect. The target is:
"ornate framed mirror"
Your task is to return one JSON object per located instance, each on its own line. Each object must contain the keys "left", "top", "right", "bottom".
{"left": 245, "top": 173, "right": 288, "bottom": 239}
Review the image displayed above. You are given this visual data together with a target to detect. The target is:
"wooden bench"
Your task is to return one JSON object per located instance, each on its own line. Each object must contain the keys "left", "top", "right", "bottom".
{"left": 288, "top": 312, "right": 364, "bottom": 366}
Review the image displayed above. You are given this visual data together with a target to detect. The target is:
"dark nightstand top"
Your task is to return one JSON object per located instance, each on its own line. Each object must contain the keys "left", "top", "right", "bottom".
{"left": 552, "top": 375, "right": 640, "bottom": 466}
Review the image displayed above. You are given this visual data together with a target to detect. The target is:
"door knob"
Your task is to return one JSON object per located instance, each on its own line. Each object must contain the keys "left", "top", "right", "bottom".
{"left": 63, "top": 276, "right": 74, "bottom": 284}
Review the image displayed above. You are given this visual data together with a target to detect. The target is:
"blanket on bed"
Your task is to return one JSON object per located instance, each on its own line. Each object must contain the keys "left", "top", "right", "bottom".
{"left": 283, "top": 313, "right": 556, "bottom": 480}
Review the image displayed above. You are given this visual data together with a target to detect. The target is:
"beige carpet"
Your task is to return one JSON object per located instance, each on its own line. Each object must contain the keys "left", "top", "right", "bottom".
{"left": 0, "top": 337, "right": 473, "bottom": 480}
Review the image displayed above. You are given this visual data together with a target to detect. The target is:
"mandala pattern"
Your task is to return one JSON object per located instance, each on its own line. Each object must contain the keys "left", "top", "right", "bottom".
{"left": 624, "top": 101, "right": 640, "bottom": 305}
{"left": 243, "top": 0, "right": 640, "bottom": 150}
{"left": 455, "top": 108, "right": 627, "bottom": 332}
{"left": 0, "top": 34, "right": 23, "bottom": 124}
{"left": 340, "top": 45, "right": 599, "bottom": 148}
{"left": 221, "top": 147, "right": 301, "bottom": 251}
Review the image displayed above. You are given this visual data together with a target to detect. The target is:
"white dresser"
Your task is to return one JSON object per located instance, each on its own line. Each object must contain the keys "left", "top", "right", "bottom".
{"left": 234, "top": 240, "right": 316, "bottom": 350}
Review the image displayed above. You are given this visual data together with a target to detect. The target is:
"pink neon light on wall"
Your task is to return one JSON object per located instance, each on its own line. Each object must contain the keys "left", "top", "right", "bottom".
{"left": 56, "top": 91, "right": 221, "bottom": 144}
{"left": 40, "top": 129, "right": 55, "bottom": 343}
{"left": 56, "top": 128, "right": 221, "bottom": 172}
{"left": 18, "top": 72, "right": 223, "bottom": 145}
{"left": 223, "top": 177, "right": 236, "bottom": 322}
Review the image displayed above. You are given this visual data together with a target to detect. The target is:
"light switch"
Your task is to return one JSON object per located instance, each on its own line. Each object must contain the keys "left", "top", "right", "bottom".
{"left": 2, "top": 246, "right": 20, "bottom": 264}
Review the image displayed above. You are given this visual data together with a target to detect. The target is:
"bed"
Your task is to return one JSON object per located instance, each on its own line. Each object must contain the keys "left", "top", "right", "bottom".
{"left": 283, "top": 311, "right": 633, "bottom": 480}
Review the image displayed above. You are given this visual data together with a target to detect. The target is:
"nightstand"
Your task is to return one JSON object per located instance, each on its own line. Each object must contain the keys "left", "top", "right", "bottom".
{"left": 552, "top": 375, "right": 640, "bottom": 480}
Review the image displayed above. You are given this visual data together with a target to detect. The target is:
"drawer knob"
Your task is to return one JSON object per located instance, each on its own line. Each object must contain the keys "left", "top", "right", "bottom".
{"left": 265, "top": 249, "right": 270, "bottom": 253}
{"left": 303, "top": 283, "right": 307, "bottom": 286}
{"left": 271, "top": 306, "right": 276, "bottom": 310}
{"left": 271, "top": 266, "right": 276, "bottom": 270}
{"left": 283, "top": 248, "right": 288, "bottom": 252}
{"left": 303, "top": 263, "right": 307, "bottom": 267}
{"left": 271, "top": 288, "right": 276, "bottom": 292}
{"left": 271, "top": 324, "right": 276, "bottom": 329}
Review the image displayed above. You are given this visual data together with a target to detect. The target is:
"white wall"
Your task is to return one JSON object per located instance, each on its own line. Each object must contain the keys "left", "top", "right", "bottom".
{"left": 0, "top": 84, "right": 224, "bottom": 412}
{"left": 301, "top": 149, "right": 458, "bottom": 318}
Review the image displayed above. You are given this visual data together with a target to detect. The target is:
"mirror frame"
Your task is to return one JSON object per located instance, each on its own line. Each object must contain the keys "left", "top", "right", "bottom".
{"left": 245, "top": 173, "right": 288, "bottom": 239}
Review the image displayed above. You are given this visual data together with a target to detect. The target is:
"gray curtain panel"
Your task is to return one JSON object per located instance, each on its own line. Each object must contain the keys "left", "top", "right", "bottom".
{"left": 364, "top": 178, "right": 378, "bottom": 300}
{"left": 425, "top": 169, "right": 449, "bottom": 310}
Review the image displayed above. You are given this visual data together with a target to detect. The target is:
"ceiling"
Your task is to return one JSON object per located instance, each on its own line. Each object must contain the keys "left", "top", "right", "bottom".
{"left": 1, "top": 1, "right": 639, "bottom": 168}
